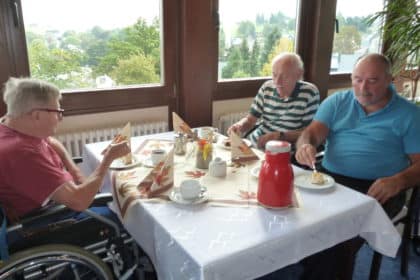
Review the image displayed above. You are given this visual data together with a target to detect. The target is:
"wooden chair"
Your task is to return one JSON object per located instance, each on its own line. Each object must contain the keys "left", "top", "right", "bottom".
{"left": 369, "top": 186, "right": 419, "bottom": 280}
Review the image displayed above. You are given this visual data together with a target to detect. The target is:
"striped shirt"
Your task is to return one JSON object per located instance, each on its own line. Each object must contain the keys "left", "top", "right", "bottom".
{"left": 248, "top": 80, "right": 320, "bottom": 146}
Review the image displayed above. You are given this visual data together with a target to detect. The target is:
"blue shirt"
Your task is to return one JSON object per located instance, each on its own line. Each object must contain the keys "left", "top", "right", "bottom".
{"left": 314, "top": 88, "right": 420, "bottom": 180}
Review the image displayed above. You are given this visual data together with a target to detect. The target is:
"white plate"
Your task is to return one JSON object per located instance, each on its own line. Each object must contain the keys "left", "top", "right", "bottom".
{"left": 169, "top": 187, "right": 208, "bottom": 205}
{"left": 250, "top": 166, "right": 260, "bottom": 179}
{"left": 109, "top": 155, "right": 142, "bottom": 170}
{"left": 294, "top": 172, "right": 335, "bottom": 190}
{"left": 216, "top": 138, "right": 252, "bottom": 150}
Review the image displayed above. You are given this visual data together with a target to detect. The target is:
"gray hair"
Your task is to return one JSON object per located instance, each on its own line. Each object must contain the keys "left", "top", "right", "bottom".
{"left": 3, "top": 77, "right": 61, "bottom": 118}
{"left": 271, "top": 52, "right": 304, "bottom": 71}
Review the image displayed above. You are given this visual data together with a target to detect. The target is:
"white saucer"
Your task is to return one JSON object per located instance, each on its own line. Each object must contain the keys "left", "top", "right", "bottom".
{"left": 169, "top": 187, "right": 208, "bottom": 205}
{"left": 294, "top": 172, "right": 335, "bottom": 190}
{"left": 250, "top": 166, "right": 260, "bottom": 179}
{"left": 109, "top": 155, "right": 142, "bottom": 170}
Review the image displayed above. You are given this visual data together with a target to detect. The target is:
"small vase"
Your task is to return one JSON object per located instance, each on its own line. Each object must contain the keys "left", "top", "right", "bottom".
{"left": 195, "top": 146, "right": 212, "bottom": 169}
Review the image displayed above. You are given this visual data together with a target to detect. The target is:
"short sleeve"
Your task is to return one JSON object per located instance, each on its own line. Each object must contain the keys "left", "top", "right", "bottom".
{"left": 314, "top": 93, "right": 340, "bottom": 128}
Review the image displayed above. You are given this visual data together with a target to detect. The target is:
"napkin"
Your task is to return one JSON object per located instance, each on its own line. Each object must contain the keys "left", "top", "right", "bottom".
{"left": 230, "top": 131, "right": 259, "bottom": 162}
{"left": 103, "top": 122, "right": 132, "bottom": 164}
{"left": 172, "top": 112, "right": 195, "bottom": 138}
{"left": 113, "top": 147, "right": 174, "bottom": 219}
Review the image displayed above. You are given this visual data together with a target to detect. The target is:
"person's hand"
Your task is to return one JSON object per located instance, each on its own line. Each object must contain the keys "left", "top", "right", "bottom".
{"left": 227, "top": 122, "right": 242, "bottom": 136}
{"left": 102, "top": 141, "right": 130, "bottom": 163}
{"left": 367, "top": 177, "right": 403, "bottom": 204}
{"left": 257, "top": 132, "right": 279, "bottom": 149}
{"left": 295, "top": 143, "right": 317, "bottom": 168}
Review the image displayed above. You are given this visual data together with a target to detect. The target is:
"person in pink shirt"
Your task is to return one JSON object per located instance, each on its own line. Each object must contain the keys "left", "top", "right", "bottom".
{"left": 0, "top": 77, "right": 129, "bottom": 221}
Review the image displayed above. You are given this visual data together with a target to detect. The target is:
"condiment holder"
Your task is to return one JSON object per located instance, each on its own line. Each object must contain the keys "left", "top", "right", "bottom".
{"left": 209, "top": 157, "right": 227, "bottom": 177}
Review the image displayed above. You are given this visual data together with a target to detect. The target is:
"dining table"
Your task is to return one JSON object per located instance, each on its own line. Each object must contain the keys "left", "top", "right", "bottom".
{"left": 80, "top": 131, "right": 401, "bottom": 280}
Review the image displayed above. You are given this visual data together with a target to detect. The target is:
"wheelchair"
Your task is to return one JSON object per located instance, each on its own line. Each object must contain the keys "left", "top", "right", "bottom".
{"left": 0, "top": 193, "right": 156, "bottom": 280}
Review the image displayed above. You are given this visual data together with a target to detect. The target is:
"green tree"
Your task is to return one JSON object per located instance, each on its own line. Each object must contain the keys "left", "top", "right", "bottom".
{"left": 28, "top": 39, "right": 88, "bottom": 89}
{"left": 236, "top": 21, "right": 256, "bottom": 40}
{"left": 239, "top": 39, "right": 250, "bottom": 74}
{"left": 222, "top": 46, "right": 241, "bottom": 79}
{"left": 111, "top": 54, "right": 159, "bottom": 85}
{"left": 249, "top": 40, "right": 260, "bottom": 76}
{"left": 260, "top": 26, "right": 281, "bottom": 67}
{"left": 333, "top": 25, "right": 362, "bottom": 54}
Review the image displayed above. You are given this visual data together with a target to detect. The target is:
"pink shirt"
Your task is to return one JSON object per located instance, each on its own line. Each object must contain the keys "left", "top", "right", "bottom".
{"left": 0, "top": 124, "right": 73, "bottom": 218}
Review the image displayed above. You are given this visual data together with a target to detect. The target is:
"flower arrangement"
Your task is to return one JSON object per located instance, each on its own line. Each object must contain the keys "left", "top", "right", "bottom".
{"left": 197, "top": 138, "right": 212, "bottom": 160}
{"left": 196, "top": 138, "right": 213, "bottom": 169}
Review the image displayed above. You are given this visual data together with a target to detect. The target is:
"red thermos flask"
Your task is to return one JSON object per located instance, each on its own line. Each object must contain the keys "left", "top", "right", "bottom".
{"left": 257, "top": 140, "right": 294, "bottom": 208}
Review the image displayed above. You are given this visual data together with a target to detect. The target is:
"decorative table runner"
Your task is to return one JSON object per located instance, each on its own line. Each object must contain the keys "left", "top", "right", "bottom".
{"left": 112, "top": 138, "right": 299, "bottom": 218}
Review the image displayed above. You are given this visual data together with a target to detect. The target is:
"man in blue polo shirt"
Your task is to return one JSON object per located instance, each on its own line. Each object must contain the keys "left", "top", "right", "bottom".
{"left": 295, "top": 53, "right": 420, "bottom": 280}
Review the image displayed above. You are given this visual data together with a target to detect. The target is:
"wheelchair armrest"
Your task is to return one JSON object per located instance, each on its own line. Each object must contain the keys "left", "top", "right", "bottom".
{"left": 11, "top": 194, "right": 113, "bottom": 230}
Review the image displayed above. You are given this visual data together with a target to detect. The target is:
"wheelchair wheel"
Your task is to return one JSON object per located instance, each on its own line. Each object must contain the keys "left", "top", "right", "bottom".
{"left": 0, "top": 244, "right": 113, "bottom": 280}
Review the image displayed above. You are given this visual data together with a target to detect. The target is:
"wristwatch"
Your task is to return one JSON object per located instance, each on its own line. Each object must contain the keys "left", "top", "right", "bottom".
{"left": 278, "top": 131, "right": 285, "bottom": 140}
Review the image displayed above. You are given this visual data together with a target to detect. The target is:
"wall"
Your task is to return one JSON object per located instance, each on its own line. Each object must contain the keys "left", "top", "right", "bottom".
{"left": 57, "top": 106, "right": 168, "bottom": 134}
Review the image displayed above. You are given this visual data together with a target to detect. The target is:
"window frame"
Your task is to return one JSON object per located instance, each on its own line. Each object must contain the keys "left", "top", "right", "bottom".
{"left": 1, "top": 0, "right": 388, "bottom": 125}
{"left": 0, "top": 0, "right": 177, "bottom": 117}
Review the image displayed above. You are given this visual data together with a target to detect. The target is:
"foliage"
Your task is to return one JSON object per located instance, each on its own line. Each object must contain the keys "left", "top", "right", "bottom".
{"left": 25, "top": 17, "right": 161, "bottom": 90}
{"left": 367, "top": 0, "right": 420, "bottom": 75}
{"left": 261, "top": 37, "right": 294, "bottom": 76}
{"left": 333, "top": 25, "right": 362, "bottom": 54}
{"left": 111, "top": 54, "right": 159, "bottom": 85}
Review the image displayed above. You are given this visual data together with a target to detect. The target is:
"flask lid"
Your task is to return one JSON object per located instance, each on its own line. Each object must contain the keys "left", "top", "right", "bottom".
{"left": 265, "top": 140, "right": 291, "bottom": 154}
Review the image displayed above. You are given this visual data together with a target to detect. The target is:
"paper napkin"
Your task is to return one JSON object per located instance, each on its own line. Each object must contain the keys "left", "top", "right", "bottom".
{"left": 102, "top": 122, "right": 132, "bottom": 164}
{"left": 172, "top": 112, "right": 195, "bottom": 138}
{"left": 113, "top": 148, "right": 174, "bottom": 218}
{"left": 230, "top": 131, "right": 259, "bottom": 162}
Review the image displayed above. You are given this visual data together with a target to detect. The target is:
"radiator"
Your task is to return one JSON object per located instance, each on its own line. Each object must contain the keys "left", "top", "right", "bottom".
{"left": 57, "top": 121, "right": 168, "bottom": 157}
{"left": 216, "top": 111, "right": 247, "bottom": 135}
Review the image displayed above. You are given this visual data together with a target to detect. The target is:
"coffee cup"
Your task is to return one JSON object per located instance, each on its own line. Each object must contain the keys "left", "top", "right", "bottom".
{"left": 151, "top": 149, "right": 166, "bottom": 165}
{"left": 179, "top": 179, "right": 202, "bottom": 200}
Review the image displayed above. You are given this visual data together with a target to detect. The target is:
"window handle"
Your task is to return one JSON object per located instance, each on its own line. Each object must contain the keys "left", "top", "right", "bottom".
{"left": 9, "top": 0, "right": 20, "bottom": 28}
{"left": 335, "top": 18, "right": 339, "bottom": 33}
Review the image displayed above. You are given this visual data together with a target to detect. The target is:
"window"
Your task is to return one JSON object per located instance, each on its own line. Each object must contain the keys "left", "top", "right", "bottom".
{"left": 21, "top": 0, "right": 162, "bottom": 91}
{"left": 218, "top": 0, "right": 298, "bottom": 80}
{"left": 331, "top": 0, "right": 383, "bottom": 73}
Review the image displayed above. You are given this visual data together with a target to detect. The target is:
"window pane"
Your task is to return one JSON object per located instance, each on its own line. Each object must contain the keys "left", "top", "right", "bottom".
{"left": 331, "top": 0, "right": 383, "bottom": 73}
{"left": 21, "top": 0, "right": 162, "bottom": 91}
{"left": 218, "top": 0, "right": 298, "bottom": 80}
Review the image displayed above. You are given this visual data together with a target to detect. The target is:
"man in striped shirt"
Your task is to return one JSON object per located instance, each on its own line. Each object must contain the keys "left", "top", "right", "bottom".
{"left": 228, "top": 52, "right": 320, "bottom": 149}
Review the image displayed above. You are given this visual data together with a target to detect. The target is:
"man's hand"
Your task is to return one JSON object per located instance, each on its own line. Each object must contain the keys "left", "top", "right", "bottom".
{"left": 295, "top": 143, "right": 317, "bottom": 168}
{"left": 227, "top": 122, "right": 243, "bottom": 136}
{"left": 257, "top": 132, "right": 280, "bottom": 149}
{"left": 368, "top": 177, "right": 403, "bottom": 204}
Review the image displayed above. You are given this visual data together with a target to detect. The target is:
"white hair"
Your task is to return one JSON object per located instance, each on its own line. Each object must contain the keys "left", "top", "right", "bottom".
{"left": 3, "top": 77, "right": 61, "bottom": 118}
{"left": 271, "top": 52, "right": 304, "bottom": 71}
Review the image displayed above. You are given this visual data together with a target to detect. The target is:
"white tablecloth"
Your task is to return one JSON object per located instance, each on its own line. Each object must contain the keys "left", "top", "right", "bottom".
{"left": 81, "top": 132, "right": 401, "bottom": 280}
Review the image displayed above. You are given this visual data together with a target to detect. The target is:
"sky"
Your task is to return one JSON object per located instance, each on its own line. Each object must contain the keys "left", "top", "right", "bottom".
{"left": 21, "top": 0, "right": 384, "bottom": 32}
{"left": 21, "top": 0, "right": 160, "bottom": 32}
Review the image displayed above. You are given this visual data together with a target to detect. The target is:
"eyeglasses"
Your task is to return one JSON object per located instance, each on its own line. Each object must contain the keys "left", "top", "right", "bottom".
{"left": 33, "top": 108, "right": 65, "bottom": 119}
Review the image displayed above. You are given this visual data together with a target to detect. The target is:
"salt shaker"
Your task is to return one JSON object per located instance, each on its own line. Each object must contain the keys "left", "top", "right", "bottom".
{"left": 174, "top": 133, "right": 187, "bottom": 155}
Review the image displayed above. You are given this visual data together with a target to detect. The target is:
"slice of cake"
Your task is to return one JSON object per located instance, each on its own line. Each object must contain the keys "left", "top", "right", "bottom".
{"left": 311, "top": 171, "right": 325, "bottom": 185}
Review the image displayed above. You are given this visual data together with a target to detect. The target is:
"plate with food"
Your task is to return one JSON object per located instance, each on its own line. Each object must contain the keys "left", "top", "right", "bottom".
{"left": 294, "top": 172, "right": 335, "bottom": 190}
{"left": 217, "top": 137, "right": 252, "bottom": 150}
{"left": 109, "top": 154, "right": 142, "bottom": 170}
